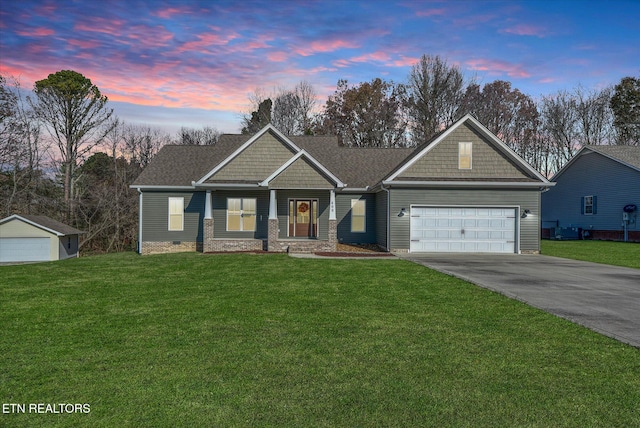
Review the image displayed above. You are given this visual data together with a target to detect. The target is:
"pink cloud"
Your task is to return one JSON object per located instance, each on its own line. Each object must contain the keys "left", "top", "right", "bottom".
{"left": 67, "top": 39, "right": 101, "bottom": 49}
{"left": 416, "top": 8, "right": 446, "bottom": 17}
{"left": 502, "top": 24, "right": 546, "bottom": 37}
{"left": 267, "top": 51, "right": 288, "bottom": 62}
{"left": 153, "top": 6, "right": 193, "bottom": 19}
{"left": 16, "top": 27, "right": 55, "bottom": 37}
{"left": 294, "top": 39, "right": 359, "bottom": 56}
{"left": 74, "top": 18, "right": 126, "bottom": 36}
{"left": 466, "top": 58, "right": 531, "bottom": 78}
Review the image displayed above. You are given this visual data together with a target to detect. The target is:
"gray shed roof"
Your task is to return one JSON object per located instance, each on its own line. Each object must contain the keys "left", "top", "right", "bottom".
{"left": 1, "top": 214, "right": 85, "bottom": 236}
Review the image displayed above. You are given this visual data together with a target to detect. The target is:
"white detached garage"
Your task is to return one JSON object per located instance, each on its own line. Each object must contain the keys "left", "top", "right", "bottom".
{"left": 0, "top": 215, "right": 84, "bottom": 263}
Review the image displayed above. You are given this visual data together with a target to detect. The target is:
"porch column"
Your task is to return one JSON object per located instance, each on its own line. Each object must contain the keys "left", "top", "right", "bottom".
{"left": 269, "top": 189, "right": 277, "bottom": 219}
{"left": 329, "top": 189, "right": 336, "bottom": 220}
{"left": 328, "top": 189, "right": 337, "bottom": 251}
{"left": 203, "top": 190, "right": 214, "bottom": 253}
{"left": 268, "top": 189, "right": 281, "bottom": 252}
{"left": 205, "top": 190, "right": 212, "bottom": 219}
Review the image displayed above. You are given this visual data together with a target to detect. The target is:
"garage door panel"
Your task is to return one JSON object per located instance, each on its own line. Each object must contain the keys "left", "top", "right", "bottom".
{"left": 410, "top": 207, "right": 516, "bottom": 253}
{"left": 0, "top": 238, "right": 51, "bottom": 262}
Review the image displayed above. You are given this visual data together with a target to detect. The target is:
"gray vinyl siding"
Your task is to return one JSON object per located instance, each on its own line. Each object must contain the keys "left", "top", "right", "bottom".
{"left": 389, "top": 188, "right": 541, "bottom": 252}
{"left": 276, "top": 190, "right": 331, "bottom": 240}
{"left": 375, "top": 190, "right": 389, "bottom": 249}
{"left": 141, "top": 191, "right": 205, "bottom": 243}
{"left": 335, "top": 193, "right": 376, "bottom": 244}
{"left": 542, "top": 152, "right": 640, "bottom": 232}
{"left": 212, "top": 190, "right": 270, "bottom": 239}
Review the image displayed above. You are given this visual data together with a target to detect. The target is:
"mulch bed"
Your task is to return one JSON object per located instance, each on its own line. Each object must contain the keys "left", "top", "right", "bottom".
{"left": 315, "top": 243, "right": 394, "bottom": 257}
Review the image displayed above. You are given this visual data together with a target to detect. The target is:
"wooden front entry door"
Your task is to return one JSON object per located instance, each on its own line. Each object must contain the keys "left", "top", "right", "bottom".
{"left": 289, "top": 199, "right": 318, "bottom": 237}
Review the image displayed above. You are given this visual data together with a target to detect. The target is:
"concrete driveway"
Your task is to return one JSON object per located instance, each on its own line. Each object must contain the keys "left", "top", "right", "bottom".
{"left": 399, "top": 253, "right": 640, "bottom": 348}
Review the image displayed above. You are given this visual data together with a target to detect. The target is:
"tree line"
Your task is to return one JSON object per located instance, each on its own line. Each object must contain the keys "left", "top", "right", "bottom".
{"left": 1, "top": 57, "right": 638, "bottom": 253}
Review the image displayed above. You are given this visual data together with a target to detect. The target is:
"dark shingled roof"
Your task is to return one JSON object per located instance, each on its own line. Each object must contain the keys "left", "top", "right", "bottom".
{"left": 4, "top": 215, "right": 85, "bottom": 235}
{"left": 588, "top": 145, "right": 640, "bottom": 170}
{"left": 132, "top": 134, "right": 415, "bottom": 188}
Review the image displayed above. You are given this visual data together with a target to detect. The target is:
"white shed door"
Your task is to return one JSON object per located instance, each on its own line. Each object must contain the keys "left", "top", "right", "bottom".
{"left": 410, "top": 207, "right": 516, "bottom": 253}
{"left": 0, "top": 238, "right": 51, "bottom": 262}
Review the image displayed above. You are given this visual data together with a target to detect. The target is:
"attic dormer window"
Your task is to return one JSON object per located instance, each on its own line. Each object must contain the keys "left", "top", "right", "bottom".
{"left": 459, "top": 142, "right": 472, "bottom": 169}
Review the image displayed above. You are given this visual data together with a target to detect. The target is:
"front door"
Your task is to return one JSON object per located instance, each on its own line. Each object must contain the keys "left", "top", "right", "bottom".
{"left": 289, "top": 199, "right": 318, "bottom": 237}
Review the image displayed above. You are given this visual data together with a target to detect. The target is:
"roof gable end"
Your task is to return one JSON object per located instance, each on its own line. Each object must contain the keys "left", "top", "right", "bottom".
{"left": 385, "top": 114, "right": 550, "bottom": 184}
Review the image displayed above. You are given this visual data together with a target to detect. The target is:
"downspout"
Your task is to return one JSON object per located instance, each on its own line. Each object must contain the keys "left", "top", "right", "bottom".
{"left": 138, "top": 189, "right": 143, "bottom": 254}
{"left": 381, "top": 183, "right": 390, "bottom": 252}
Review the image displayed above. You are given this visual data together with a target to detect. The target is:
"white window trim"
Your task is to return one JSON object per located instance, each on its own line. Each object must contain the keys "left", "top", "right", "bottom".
{"left": 226, "top": 198, "right": 257, "bottom": 232}
{"left": 351, "top": 199, "right": 366, "bottom": 233}
{"left": 459, "top": 142, "right": 472, "bottom": 170}
{"left": 584, "top": 195, "right": 594, "bottom": 215}
{"left": 168, "top": 197, "right": 184, "bottom": 231}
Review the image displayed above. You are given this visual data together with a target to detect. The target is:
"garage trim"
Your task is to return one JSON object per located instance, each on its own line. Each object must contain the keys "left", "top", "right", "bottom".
{"left": 409, "top": 204, "right": 521, "bottom": 254}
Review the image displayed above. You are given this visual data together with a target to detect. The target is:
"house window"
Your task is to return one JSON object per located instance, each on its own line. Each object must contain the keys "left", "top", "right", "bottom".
{"left": 351, "top": 199, "right": 366, "bottom": 233}
{"left": 168, "top": 197, "right": 184, "bottom": 231}
{"left": 227, "top": 198, "right": 256, "bottom": 231}
{"left": 459, "top": 142, "right": 472, "bottom": 169}
{"left": 582, "top": 196, "right": 597, "bottom": 215}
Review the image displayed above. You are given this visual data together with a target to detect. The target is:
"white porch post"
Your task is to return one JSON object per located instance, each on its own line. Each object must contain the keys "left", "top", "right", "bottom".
{"left": 269, "top": 189, "right": 278, "bottom": 219}
{"left": 329, "top": 189, "right": 336, "bottom": 220}
{"left": 205, "top": 190, "right": 212, "bottom": 219}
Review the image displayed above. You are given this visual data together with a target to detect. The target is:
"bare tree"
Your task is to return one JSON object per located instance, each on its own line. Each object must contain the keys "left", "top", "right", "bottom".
{"left": 406, "top": 54, "right": 466, "bottom": 143}
{"left": 540, "top": 90, "right": 580, "bottom": 173}
{"left": 575, "top": 85, "right": 614, "bottom": 146}
{"left": 177, "top": 126, "right": 220, "bottom": 145}
{"left": 0, "top": 75, "right": 48, "bottom": 216}
{"left": 123, "top": 124, "right": 169, "bottom": 168}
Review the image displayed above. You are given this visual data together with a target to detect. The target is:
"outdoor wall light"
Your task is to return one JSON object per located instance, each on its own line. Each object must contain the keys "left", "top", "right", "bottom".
{"left": 521, "top": 209, "right": 531, "bottom": 218}
{"left": 398, "top": 208, "right": 407, "bottom": 217}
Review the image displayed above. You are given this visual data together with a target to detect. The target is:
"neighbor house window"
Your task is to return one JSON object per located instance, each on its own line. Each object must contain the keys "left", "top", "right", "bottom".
{"left": 227, "top": 198, "right": 256, "bottom": 231}
{"left": 351, "top": 199, "right": 366, "bottom": 233}
{"left": 582, "top": 195, "right": 596, "bottom": 215}
{"left": 168, "top": 197, "right": 184, "bottom": 231}
{"left": 459, "top": 142, "right": 472, "bottom": 169}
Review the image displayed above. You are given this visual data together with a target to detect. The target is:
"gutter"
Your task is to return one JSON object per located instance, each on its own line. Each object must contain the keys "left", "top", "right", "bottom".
{"left": 382, "top": 180, "right": 555, "bottom": 189}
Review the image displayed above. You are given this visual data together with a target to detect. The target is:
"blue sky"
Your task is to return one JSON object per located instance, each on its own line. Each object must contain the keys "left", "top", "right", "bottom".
{"left": 1, "top": 0, "right": 638, "bottom": 134}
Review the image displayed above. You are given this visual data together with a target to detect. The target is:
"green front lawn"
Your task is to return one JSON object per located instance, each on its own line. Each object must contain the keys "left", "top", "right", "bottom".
{"left": 1, "top": 253, "right": 639, "bottom": 427}
{"left": 542, "top": 239, "right": 640, "bottom": 268}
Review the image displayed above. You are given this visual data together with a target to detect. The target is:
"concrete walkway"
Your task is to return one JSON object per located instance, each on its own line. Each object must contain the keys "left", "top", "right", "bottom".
{"left": 398, "top": 253, "right": 640, "bottom": 348}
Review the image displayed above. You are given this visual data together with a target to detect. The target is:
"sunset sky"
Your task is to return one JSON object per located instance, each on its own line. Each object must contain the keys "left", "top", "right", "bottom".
{"left": 1, "top": 0, "right": 638, "bottom": 134}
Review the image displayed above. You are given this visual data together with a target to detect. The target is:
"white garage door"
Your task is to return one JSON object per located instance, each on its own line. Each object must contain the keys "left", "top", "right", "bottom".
{"left": 0, "top": 238, "right": 51, "bottom": 262}
{"left": 410, "top": 207, "right": 516, "bottom": 253}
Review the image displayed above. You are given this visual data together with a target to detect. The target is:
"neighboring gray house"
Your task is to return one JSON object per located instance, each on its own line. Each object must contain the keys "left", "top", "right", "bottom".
{"left": 0, "top": 215, "right": 84, "bottom": 263}
{"left": 542, "top": 146, "right": 640, "bottom": 242}
{"left": 131, "top": 114, "right": 553, "bottom": 255}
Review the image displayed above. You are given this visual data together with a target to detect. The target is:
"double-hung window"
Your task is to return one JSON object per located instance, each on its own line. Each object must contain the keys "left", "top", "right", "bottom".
{"left": 227, "top": 198, "right": 257, "bottom": 231}
{"left": 168, "top": 197, "right": 184, "bottom": 231}
{"left": 351, "top": 199, "right": 366, "bottom": 233}
{"left": 459, "top": 142, "right": 472, "bottom": 169}
{"left": 582, "top": 195, "right": 596, "bottom": 215}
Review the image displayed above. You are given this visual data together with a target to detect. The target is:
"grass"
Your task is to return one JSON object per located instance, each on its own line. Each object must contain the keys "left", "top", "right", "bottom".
{"left": 542, "top": 239, "right": 640, "bottom": 269}
{"left": 1, "top": 252, "right": 639, "bottom": 427}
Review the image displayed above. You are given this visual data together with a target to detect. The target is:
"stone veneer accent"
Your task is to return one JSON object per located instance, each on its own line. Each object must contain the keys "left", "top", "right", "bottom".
{"left": 207, "top": 239, "right": 265, "bottom": 252}
{"left": 142, "top": 241, "right": 198, "bottom": 255}
{"left": 203, "top": 218, "right": 215, "bottom": 253}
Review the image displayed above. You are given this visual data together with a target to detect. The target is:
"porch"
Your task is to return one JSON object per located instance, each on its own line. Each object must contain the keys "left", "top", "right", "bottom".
{"left": 202, "top": 189, "right": 337, "bottom": 253}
